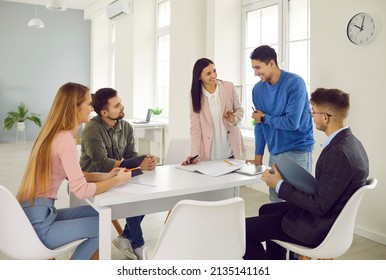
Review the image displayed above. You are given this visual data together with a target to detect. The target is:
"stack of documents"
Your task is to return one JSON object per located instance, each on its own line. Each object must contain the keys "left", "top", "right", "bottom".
{"left": 175, "top": 160, "right": 242, "bottom": 176}
{"left": 175, "top": 159, "right": 266, "bottom": 177}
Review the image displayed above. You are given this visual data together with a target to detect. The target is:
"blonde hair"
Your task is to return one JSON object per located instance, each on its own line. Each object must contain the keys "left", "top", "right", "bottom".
{"left": 17, "top": 82, "right": 89, "bottom": 203}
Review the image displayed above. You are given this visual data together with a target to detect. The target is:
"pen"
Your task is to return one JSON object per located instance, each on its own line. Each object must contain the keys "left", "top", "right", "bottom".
{"left": 125, "top": 167, "right": 140, "bottom": 172}
{"left": 189, "top": 155, "right": 199, "bottom": 163}
{"left": 224, "top": 159, "right": 233, "bottom": 165}
{"left": 251, "top": 106, "right": 256, "bottom": 112}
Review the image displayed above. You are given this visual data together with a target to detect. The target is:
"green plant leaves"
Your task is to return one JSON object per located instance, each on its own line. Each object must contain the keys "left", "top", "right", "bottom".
{"left": 3, "top": 102, "right": 42, "bottom": 130}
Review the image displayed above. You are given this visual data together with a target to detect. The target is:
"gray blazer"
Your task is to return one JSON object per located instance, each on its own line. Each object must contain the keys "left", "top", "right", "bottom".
{"left": 278, "top": 128, "right": 369, "bottom": 245}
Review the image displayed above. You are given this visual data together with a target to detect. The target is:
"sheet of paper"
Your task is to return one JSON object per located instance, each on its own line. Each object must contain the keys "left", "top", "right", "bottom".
{"left": 175, "top": 160, "right": 242, "bottom": 177}
{"left": 114, "top": 183, "right": 157, "bottom": 194}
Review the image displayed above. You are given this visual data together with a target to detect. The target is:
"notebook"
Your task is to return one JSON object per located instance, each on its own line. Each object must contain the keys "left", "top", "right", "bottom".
{"left": 175, "top": 160, "right": 241, "bottom": 177}
{"left": 235, "top": 164, "right": 267, "bottom": 176}
{"left": 133, "top": 109, "right": 152, "bottom": 124}
{"left": 119, "top": 155, "right": 146, "bottom": 177}
{"left": 275, "top": 155, "right": 318, "bottom": 194}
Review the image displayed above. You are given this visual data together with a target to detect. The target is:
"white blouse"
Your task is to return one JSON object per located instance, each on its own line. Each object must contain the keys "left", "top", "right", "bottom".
{"left": 202, "top": 84, "right": 232, "bottom": 160}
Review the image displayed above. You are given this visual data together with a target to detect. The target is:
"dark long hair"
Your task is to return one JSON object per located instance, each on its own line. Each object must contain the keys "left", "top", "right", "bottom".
{"left": 190, "top": 58, "right": 214, "bottom": 113}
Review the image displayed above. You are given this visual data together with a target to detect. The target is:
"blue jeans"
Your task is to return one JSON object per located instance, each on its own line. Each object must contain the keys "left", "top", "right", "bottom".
{"left": 21, "top": 198, "right": 99, "bottom": 260}
{"left": 269, "top": 151, "right": 312, "bottom": 203}
{"left": 123, "top": 215, "right": 145, "bottom": 249}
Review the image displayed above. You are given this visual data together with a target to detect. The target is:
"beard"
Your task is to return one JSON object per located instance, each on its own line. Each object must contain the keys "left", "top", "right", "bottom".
{"left": 108, "top": 111, "right": 125, "bottom": 121}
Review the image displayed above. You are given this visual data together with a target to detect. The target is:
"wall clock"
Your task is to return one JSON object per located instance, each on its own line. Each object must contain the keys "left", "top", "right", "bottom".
{"left": 346, "top": 12, "right": 377, "bottom": 45}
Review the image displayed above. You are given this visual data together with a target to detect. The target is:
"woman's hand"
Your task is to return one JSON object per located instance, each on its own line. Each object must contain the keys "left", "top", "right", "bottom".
{"left": 106, "top": 167, "right": 121, "bottom": 179}
{"left": 182, "top": 155, "right": 199, "bottom": 166}
{"left": 224, "top": 111, "right": 236, "bottom": 124}
{"left": 115, "top": 168, "right": 132, "bottom": 185}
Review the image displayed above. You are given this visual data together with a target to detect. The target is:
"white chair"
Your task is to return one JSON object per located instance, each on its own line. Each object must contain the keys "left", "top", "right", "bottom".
{"left": 143, "top": 197, "right": 246, "bottom": 260}
{"left": 164, "top": 137, "right": 191, "bottom": 165}
{"left": 162, "top": 137, "right": 191, "bottom": 223}
{"left": 272, "top": 178, "right": 377, "bottom": 259}
{"left": 0, "top": 185, "right": 86, "bottom": 260}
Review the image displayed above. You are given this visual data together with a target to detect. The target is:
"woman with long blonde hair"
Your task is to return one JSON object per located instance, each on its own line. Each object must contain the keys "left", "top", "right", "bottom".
{"left": 17, "top": 82, "right": 132, "bottom": 260}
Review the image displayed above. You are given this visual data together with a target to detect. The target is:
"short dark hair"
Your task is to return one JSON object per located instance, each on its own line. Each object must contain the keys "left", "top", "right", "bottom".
{"left": 250, "top": 45, "right": 278, "bottom": 66}
{"left": 310, "top": 88, "right": 350, "bottom": 118}
{"left": 92, "top": 88, "right": 117, "bottom": 116}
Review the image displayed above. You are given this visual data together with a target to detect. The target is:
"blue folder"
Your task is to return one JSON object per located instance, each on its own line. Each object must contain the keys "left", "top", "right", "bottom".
{"left": 276, "top": 155, "right": 318, "bottom": 194}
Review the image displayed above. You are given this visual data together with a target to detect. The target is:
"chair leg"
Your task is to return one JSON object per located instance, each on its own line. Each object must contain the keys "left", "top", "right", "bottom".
{"left": 90, "top": 250, "right": 99, "bottom": 260}
{"left": 297, "top": 255, "right": 334, "bottom": 260}
{"left": 164, "top": 210, "right": 172, "bottom": 224}
{"left": 112, "top": 219, "right": 123, "bottom": 235}
{"left": 298, "top": 255, "right": 312, "bottom": 260}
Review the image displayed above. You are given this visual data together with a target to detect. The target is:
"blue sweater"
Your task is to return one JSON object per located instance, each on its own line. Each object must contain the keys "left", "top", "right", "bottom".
{"left": 252, "top": 70, "right": 314, "bottom": 155}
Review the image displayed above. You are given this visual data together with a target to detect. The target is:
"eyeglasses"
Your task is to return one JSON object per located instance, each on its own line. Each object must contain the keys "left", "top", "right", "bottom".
{"left": 310, "top": 110, "right": 332, "bottom": 118}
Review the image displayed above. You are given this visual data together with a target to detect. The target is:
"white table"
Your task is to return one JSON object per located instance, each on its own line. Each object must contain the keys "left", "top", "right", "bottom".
{"left": 86, "top": 163, "right": 262, "bottom": 259}
{"left": 126, "top": 119, "right": 165, "bottom": 164}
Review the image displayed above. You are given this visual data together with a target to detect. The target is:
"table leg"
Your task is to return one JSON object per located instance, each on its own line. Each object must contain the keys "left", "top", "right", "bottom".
{"left": 98, "top": 206, "right": 112, "bottom": 260}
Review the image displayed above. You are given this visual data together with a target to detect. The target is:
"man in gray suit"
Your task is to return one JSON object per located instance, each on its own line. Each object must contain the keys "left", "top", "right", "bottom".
{"left": 244, "top": 88, "right": 369, "bottom": 260}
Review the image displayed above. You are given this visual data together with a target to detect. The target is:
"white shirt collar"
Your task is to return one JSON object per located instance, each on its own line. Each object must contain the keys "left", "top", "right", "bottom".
{"left": 321, "top": 126, "right": 349, "bottom": 148}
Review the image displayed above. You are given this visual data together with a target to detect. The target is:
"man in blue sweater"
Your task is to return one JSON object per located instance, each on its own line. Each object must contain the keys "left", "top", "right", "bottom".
{"left": 247, "top": 45, "right": 314, "bottom": 203}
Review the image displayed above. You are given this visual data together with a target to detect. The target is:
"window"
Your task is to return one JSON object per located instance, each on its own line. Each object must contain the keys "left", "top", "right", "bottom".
{"left": 241, "top": 0, "right": 310, "bottom": 127}
{"left": 155, "top": 0, "right": 170, "bottom": 119}
{"left": 110, "top": 22, "right": 116, "bottom": 88}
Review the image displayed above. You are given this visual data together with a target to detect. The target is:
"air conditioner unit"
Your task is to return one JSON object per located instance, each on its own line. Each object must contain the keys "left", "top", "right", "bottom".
{"left": 106, "top": 0, "right": 132, "bottom": 20}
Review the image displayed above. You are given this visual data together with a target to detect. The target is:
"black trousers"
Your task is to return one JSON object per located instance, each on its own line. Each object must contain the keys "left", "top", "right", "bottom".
{"left": 243, "top": 202, "right": 315, "bottom": 260}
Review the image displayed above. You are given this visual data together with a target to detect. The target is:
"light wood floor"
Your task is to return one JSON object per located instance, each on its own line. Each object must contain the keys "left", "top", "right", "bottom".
{"left": 0, "top": 141, "right": 385, "bottom": 260}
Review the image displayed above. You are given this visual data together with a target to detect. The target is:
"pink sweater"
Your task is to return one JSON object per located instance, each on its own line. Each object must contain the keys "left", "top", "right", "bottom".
{"left": 37, "top": 131, "right": 96, "bottom": 200}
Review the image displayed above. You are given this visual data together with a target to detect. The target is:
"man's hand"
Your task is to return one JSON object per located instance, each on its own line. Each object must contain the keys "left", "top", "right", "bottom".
{"left": 261, "top": 164, "right": 282, "bottom": 189}
{"left": 140, "top": 155, "right": 157, "bottom": 171}
{"left": 245, "top": 159, "right": 262, "bottom": 165}
{"left": 251, "top": 109, "right": 265, "bottom": 124}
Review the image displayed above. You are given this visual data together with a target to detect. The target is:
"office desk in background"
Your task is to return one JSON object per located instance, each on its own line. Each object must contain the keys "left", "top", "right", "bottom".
{"left": 86, "top": 163, "right": 262, "bottom": 259}
{"left": 126, "top": 119, "right": 165, "bottom": 164}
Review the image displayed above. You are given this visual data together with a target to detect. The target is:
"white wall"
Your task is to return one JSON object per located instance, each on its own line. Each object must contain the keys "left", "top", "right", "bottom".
{"left": 167, "top": 0, "right": 206, "bottom": 142}
{"left": 207, "top": 0, "right": 242, "bottom": 84}
{"left": 311, "top": 0, "right": 386, "bottom": 244}
{"left": 0, "top": 1, "right": 91, "bottom": 143}
{"left": 90, "top": 17, "right": 111, "bottom": 93}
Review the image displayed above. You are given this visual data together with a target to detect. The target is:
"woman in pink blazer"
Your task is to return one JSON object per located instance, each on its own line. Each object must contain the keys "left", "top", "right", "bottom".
{"left": 183, "top": 58, "right": 246, "bottom": 164}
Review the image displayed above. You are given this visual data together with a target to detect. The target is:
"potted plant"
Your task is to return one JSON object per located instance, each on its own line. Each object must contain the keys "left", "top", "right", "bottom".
{"left": 3, "top": 102, "right": 42, "bottom": 131}
{"left": 151, "top": 107, "right": 163, "bottom": 120}
{"left": 151, "top": 107, "right": 163, "bottom": 116}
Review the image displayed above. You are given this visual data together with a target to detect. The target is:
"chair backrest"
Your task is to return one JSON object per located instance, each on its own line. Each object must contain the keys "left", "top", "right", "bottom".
{"left": 0, "top": 185, "right": 85, "bottom": 259}
{"left": 150, "top": 197, "right": 245, "bottom": 260}
{"left": 314, "top": 178, "right": 377, "bottom": 257}
{"left": 164, "top": 138, "right": 191, "bottom": 165}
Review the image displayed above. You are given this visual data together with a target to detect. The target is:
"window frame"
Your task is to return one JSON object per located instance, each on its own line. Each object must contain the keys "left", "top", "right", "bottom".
{"left": 155, "top": 0, "right": 171, "bottom": 119}
{"left": 240, "top": 0, "right": 310, "bottom": 129}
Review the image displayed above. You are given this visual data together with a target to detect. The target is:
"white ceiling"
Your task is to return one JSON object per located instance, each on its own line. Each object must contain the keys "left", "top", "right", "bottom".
{"left": 3, "top": 0, "right": 99, "bottom": 10}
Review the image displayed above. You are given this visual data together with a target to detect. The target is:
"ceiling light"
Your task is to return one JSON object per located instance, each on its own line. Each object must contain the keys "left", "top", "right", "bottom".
{"left": 46, "top": 0, "right": 67, "bottom": 11}
{"left": 28, "top": 6, "right": 45, "bottom": 28}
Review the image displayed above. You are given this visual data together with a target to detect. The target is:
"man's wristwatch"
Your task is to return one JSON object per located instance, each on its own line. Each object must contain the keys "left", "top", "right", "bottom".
{"left": 260, "top": 115, "right": 265, "bottom": 123}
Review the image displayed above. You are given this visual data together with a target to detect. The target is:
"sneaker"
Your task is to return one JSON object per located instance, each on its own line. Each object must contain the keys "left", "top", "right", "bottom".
{"left": 134, "top": 246, "right": 144, "bottom": 260}
{"left": 112, "top": 235, "right": 137, "bottom": 260}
